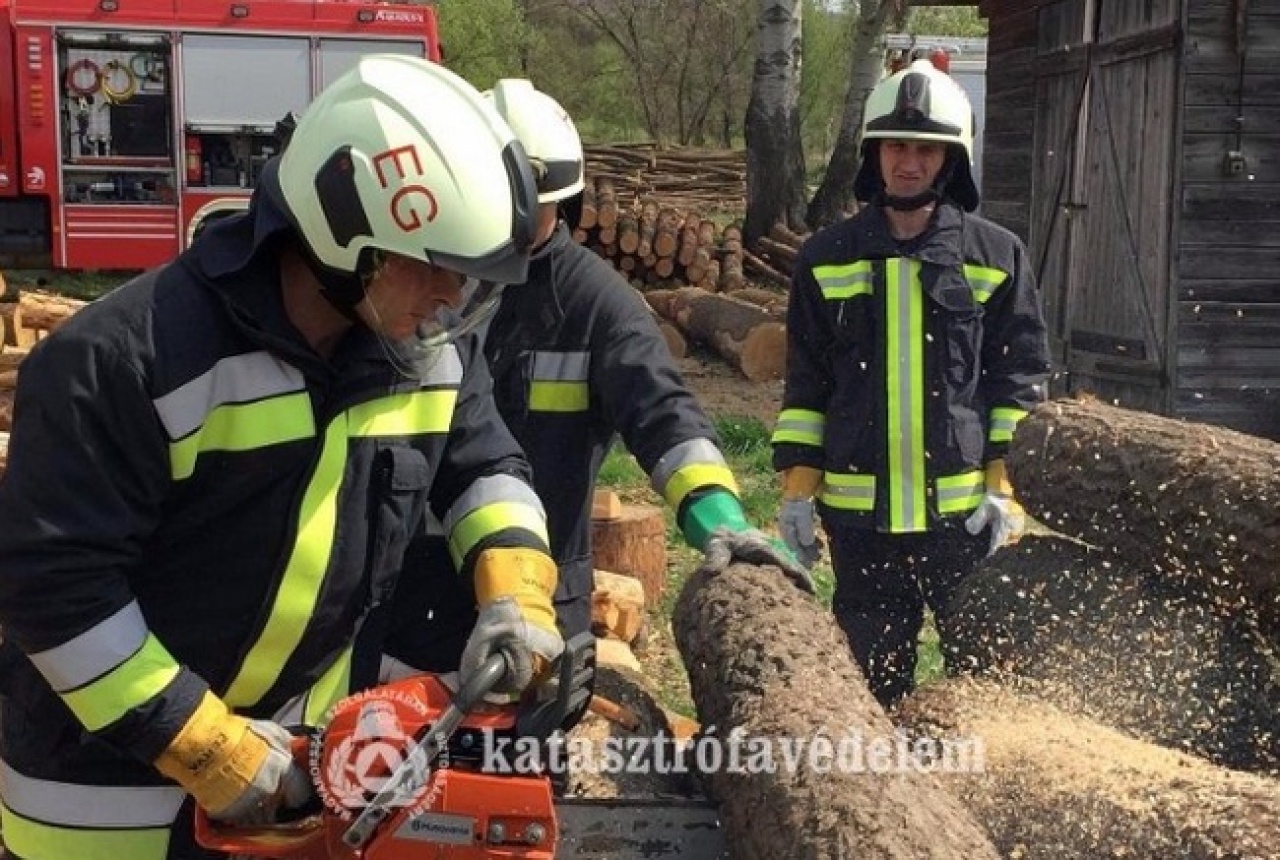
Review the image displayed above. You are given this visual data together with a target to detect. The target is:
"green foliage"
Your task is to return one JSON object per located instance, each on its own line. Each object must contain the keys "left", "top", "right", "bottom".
{"left": 433, "top": 0, "right": 529, "bottom": 86}
{"left": 800, "top": 0, "right": 855, "bottom": 162}
{"left": 904, "top": 6, "right": 988, "bottom": 37}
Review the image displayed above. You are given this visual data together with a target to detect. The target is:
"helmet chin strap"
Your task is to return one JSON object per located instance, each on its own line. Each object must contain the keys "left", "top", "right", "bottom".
{"left": 881, "top": 188, "right": 940, "bottom": 212}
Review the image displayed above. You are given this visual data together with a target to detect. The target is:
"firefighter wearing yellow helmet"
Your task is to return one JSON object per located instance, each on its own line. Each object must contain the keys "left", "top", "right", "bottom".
{"left": 773, "top": 58, "right": 1052, "bottom": 707}
{"left": 0, "top": 56, "right": 562, "bottom": 859}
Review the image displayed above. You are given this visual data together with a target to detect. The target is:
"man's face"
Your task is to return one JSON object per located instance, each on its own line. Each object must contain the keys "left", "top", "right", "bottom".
{"left": 356, "top": 253, "right": 465, "bottom": 342}
{"left": 878, "top": 139, "right": 947, "bottom": 200}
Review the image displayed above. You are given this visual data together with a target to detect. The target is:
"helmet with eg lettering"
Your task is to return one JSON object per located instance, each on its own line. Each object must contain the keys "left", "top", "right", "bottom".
{"left": 276, "top": 55, "right": 539, "bottom": 287}
{"left": 853, "top": 58, "right": 979, "bottom": 211}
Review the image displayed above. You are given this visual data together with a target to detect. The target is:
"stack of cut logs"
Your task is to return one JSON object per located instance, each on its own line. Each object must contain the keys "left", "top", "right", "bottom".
{"left": 0, "top": 291, "right": 86, "bottom": 477}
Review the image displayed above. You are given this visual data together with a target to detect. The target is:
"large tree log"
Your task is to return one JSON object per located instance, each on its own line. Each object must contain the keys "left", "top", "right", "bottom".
{"left": 656, "top": 287, "right": 786, "bottom": 382}
{"left": 897, "top": 678, "right": 1280, "bottom": 860}
{"left": 673, "top": 561, "right": 1001, "bottom": 860}
{"left": 947, "top": 535, "right": 1280, "bottom": 772}
{"left": 1006, "top": 398, "right": 1280, "bottom": 642}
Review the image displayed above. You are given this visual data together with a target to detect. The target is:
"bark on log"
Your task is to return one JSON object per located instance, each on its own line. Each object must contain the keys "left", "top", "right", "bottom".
{"left": 594, "top": 176, "right": 619, "bottom": 230}
{"left": 590, "top": 503, "right": 668, "bottom": 604}
{"left": 0, "top": 391, "right": 11, "bottom": 433}
{"left": 658, "top": 287, "right": 786, "bottom": 382}
{"left": 673, "top": 561, "right": 1002, "bottom": 860}
{"left": 896, "top": 678, "right": 1280, "bottom": 860}
{"left": 1006, "top": 398, "right": 1280, "bottom": 642}
{"left": 947, "top": 535, "right": 1280, "bottom": 773}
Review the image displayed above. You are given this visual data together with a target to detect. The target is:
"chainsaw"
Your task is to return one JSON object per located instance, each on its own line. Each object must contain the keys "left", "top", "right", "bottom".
{"left": 195, "top": 634, "right": 728, "bottom": 859}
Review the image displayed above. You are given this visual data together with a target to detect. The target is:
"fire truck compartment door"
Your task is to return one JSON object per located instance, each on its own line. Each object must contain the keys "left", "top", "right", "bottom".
{"left": 318, "top": 39, "right": 425, "bottom": 91}
{"left": 181, "top": 35, "right": 309, "bottom": 128}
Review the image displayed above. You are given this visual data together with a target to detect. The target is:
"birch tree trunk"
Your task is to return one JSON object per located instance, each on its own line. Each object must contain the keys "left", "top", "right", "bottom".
{"left": 805, "top": 0, "right": 902, "bottom": 229}
{"left": 743, "top": 0, "right": 809, "bottom": 247}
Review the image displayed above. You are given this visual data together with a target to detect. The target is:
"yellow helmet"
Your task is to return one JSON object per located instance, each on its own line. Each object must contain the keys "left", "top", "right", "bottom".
{"left": 853, "top": 58, "right": 979, "bottom": 211}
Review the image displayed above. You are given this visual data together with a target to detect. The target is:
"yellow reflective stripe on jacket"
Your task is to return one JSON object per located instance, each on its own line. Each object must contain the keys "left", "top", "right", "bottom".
{"left": 529, "top": 351, "right": 590, "bottom": 413}
{"left": 820, "top": 472, "right": 876, "bottom": 511}
{"left": 0, "top": 758, "right": 184, "bottom": 860}
{"left": 28, "top": 602, "right": 181, "bottom": 731}
{"left": 771, "top": 408, "right": 825, "bottom": 447}
{"left": 302, "top": 646, "right": 353, "bottom": 727}
{"left": 650, "top": 438, "right": 738, "bottom": 509}
{"left": 988, "top": 406, "right": 1028, "bottom": 443}
{"left": 962, "top": 263, "right": 1007, "bottom": 304}
{"left": 1, "top": 807, "right": 170, "bottom": 860}
{"left": 168, "top": 393, "right": 315, "bottom": 480}
{"left": 154, "top": 351, "right": 312, "bottom": 481}
{"left": 936, "top": 470, "right": 985, "bottom": 514}
{"left": 224, "top": 415, "right": 348, "bottom": 708}
{"left": 885, "top": 258, "right": 928, "bottom": 533}
{"left": 348, "top": 390, "right": 458, "bottom": 436}
{"left": 814, "top": 260, "right": 873, "bottom": 299}
{"left": 444, "top": 475, "right": 548, "bottom": 568}
{"left": 59, "top": 635, "right": 180, "bottom": 732}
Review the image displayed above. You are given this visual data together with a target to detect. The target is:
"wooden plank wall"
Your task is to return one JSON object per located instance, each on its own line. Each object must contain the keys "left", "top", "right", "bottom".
{"left": 1177, "top": 0, "right": 1280, "bottom": 438}
{"left": 975, "top": 0, "right": 1040, "bottom": 241}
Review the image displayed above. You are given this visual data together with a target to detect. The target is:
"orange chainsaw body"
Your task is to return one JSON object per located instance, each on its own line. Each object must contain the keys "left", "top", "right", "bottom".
{"left": 196, "top": 673, "right": 559, "bottom": 859}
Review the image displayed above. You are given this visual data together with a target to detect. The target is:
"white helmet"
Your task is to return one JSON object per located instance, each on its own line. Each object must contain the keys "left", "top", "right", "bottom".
{"left": 276, "top": 55, "right": 537, "bottom": 286}
{"left": 853, "top": 58, "right": 979, "bottom": 211}
{"left": 485, "top": 79, "right": 585, "bottom": 205}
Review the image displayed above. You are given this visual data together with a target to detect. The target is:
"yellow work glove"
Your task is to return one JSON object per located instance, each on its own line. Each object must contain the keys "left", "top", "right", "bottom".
{"left": 461, "top": 547, "right": 564, "bottom": 696}
{"left": 776, "top": 465, "right": 823, "bottom": 569}
{"left": 963, "top": 459, "right": 1027, "bottom": 557}
{"left": 153, "top": 691, "right": 312, "bottom": 824}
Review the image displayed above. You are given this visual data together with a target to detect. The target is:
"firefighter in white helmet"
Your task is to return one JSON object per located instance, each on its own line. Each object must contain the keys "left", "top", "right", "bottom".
{"left": 375, "top": 80, "right": 812, "bottom": 690}
{"left": 772, "top": 59, "right": 1051, "bottom": 707}
{"left": 0, "top": 56, "right": 561, "bottom": 858}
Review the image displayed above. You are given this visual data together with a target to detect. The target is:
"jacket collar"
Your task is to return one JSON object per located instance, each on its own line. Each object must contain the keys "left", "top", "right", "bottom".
{"left": 856, "top": 202, "right": 965, "bottom": 268}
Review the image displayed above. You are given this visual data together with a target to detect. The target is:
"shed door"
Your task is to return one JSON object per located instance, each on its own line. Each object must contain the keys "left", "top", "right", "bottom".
{"left": 1032, "top": 0, "right": 1180, "bottom": 413}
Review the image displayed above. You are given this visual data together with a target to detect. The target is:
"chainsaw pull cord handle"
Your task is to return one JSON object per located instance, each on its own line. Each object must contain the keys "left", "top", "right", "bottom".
{"left": 340, "top": 652, "right": 511, "bottom": 849}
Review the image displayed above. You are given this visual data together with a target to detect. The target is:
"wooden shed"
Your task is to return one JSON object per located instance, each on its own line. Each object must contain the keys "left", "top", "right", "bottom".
{"left": 976, "top": 0, "right": 1279, "bottom": 439}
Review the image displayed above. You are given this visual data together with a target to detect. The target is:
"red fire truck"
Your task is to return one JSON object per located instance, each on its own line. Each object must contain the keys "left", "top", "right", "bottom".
{"left": 0, "top": 0, "right": 441, "bottom": 271}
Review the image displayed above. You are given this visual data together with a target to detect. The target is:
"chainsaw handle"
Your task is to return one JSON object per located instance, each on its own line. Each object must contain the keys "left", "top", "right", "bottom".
{"left": 453, "top": 651, "right": 511, "bottom": 711}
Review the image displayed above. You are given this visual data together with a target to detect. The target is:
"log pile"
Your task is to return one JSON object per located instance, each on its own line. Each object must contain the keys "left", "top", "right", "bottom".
{"left": 643, "top": 286, "right": 786, "bottom": 382}
{"left": 743, "top": 222, "right": 810, "bottom": 288}
{"left": 584, "top": 144, "right": 745, "bottom": 216}
{"left": 572, "top": 175, "right": 749, "bottom": 293}
{"left": 673, "top": 559, "right": 1002, "bottom": 859}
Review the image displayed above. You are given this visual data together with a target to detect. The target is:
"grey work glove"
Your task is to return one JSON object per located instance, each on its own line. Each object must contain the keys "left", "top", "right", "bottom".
{"left": 777, "top": 497, "right": 822, "bottom": 569}
{"left": 210, "top": 720, "right": 315, "bottom": 826}
{"left": 703, "top": 527, "right": 816, "bottom": 594}
{"left": 460, "top": 596, "right": 564, "bottom": 697}
{"left": 964, "top": 493, "right": 1027, "bottom": 558}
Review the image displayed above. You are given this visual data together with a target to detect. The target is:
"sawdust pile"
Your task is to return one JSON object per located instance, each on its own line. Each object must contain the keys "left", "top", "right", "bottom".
{"left": 897, "top": 677, "right": 1280, "bottom": 860}
{"left": 946, "top": 534, "right": 1280, "bottom": 774}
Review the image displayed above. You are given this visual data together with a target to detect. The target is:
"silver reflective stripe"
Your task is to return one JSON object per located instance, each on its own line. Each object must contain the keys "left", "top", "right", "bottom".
{"left": 153, "top": 351, "right": 305, "bottom": 441}
{"left": 648, "top": 438, "right": 725, "bottom": 497}
{"left": 531, "top": 350, "right": 590, "bottom": 382}
{"left": 28, "top": 601, "right": 148, "bottom": 693}
{"left": 442, "top": 474, "right": 545, "bottom": 534}
{"left": 419, "top": 344, "right": 464, "bottom": 388}
{"left": 0, "top": 758, "right": 185, "bottom": 828}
